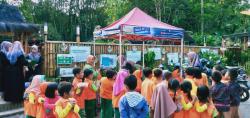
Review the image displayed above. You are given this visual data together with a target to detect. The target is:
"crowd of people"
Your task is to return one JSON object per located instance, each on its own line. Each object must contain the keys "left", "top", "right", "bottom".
{"left": 0, "top": 41, "right": 42, "bottom": 103}
{"left": 22, "top": 55, "right": 241, "bottom": 118}
{"left": 0, "top": 40, "right": 242, "bottom": 118}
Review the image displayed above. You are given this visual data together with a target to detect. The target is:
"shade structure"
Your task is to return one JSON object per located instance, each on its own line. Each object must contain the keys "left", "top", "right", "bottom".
{"left": 241, "top": 10, "right": 250, "bottom": 15}
{"left": 93, "top": 7, "right": 184, "bottom": 70}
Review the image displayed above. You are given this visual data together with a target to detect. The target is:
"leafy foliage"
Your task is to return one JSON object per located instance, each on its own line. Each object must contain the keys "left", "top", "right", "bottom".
{"left": 199, "top": 51, "right": 227, "bottom": 68}
{"left": 15, "top": 0, "right": 250, "bottom": 45}
{"left": 144, "top": 51, "right": 156, "bottom": 69}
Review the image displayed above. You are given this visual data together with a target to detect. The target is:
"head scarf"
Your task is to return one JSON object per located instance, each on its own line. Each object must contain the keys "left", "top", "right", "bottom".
{"left": 28, "top": 45, "right": 41, "bottom": 62}
{"left": 39, "top": 82, "right": 49, "bottom": 97}
{"left": 7, "top": 41, "right": 25, "bottom": 64}
{"left": 187, "top": 51, "right": 201, "bottom": 68}
{"left": 0, "top": 41, "right": 12, "bottom": 55}
{"left": 113, "top": 69, "right": 129, "bottom": 96}
{"left": 86, "top": 55, "right": 95, "bottom": 65}
{"left": 151, "top": 81, "right": 177, "bottom": 118}
{"left": 25, "top": 75, "right": 45, "bottom": 96}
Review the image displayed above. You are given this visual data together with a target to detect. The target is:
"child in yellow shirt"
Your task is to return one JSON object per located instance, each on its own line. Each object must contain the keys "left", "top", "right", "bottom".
{"left": 55, "top": 82, "right": 80, "bottom": 118}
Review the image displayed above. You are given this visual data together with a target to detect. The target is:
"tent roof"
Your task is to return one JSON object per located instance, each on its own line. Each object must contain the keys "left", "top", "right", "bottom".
{"left": 102, "top": 7, "right": 183, "bottom": 31}
{"left": 0, "top": 3, "right": 39, "bottom": 33}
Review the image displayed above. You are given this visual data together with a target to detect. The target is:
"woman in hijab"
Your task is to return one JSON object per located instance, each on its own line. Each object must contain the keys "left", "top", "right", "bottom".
{"left": 187, "top": 51, "right": 202, "bottom": 68}
{"left": 112, "top": 61, "right": 134, "bottom": 118}
{"left": 3, "top": 41, "right": 28, "bottom": 103}
{"left": 151, "top": 81, "right": 177, "bottom": 118}
{"left": 26, "top": 45, "right": 43, "bottom": 81}
{"left": 0, "top": 41, "right": 12, "bottom": 93}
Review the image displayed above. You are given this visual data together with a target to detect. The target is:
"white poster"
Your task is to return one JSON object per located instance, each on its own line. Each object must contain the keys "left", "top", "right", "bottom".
{"left": 148, "top": 48, "right": 162, "bottom": 60}
{"left": 212, "top": 49, "right": 219, "bottom": 54}
{"left": 167, "top": 53, "right": 179, "bottom": 64}
{"left": 70, "top": 46, "right": 91, "bottom": 62}
{"left": 126, "top": 51, "right": 141, "bottom": 63}
{"left": 201, "top": 48, "right": 210, "bottom": 53}
{"left": 100, "top": 54, "right": 117, "bottom": 69}
{"left": 59, "top": 68, "right": 74, "bottom": 77}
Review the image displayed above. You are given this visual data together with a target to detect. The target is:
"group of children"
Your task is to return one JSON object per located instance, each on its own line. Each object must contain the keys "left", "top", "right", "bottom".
{"left": 23, "top": 61, "right": 241, "bottom": 118}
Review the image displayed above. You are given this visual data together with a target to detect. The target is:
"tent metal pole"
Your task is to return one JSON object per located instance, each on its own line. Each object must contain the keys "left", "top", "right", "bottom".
{"left": 180, "top": 37, "right": 184, "bottom": 78}
{"left": 93, "top": 36, "right": 96, "bottom": 67}
{"left": 142, "top": 41, "right": 145, "bottom": 68}
{"left": 119, "top": 32, "right": 122, "bottom": 70}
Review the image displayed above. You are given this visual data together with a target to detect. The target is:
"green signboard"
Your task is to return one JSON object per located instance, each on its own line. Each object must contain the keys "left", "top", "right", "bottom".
{"left": 57, "top": 54, "right": 73, "bottom": 64}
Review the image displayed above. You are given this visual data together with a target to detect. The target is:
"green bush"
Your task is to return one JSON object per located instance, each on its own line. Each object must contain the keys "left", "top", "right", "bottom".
{"left": 144, "top": 51, "right": 156, "bottom": 69}
{"left": 199, "top": 51, "right": 227, "bottom": 68}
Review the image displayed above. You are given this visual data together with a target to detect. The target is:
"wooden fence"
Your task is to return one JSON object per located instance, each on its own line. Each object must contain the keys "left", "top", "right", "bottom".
{"left": 43, "top": 41, "right": 222, "bottom": 77}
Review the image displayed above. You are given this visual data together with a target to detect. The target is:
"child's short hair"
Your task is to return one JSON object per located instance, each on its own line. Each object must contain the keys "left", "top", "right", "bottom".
{"left": 122, "top": 61, "right": 135, "bottom": 74}
{"left": 163, "top": 71, "right": 172, "bottom": 80}
{"left": 185, "top": 67, "right": 194, "bottom": 76}
{"left": 106, "top": 69, "right": 117, "bottom": 79}
{"left": 197, "top": 85, "right": 209, "bottom": 103}
{"left": 73, "top": 67, "right": 82, "bottom": 77}
{"left": 212, "top": 71, "right": 222, "bottom": 83}
{"left": 213, "top": 65, "right": 224, "bottom": 72}
{"left": 143, "top": 67, "right": 152, "bottom": 78}
{"left": 154, "top": 68, "right": 162, "bottom": 78}
{"left": 45, "top": 82, "right": 58, "bottom": 98}
{"left": 84, "top": 69, "right": 93, "bottom": 78}
{"left": 180, "top": 81, "right": 193, "bottom": 100}
{"left": 228, "top": 68, "right": 238, "bottom": 81}
{"left": 221, "top": 69, "right": 227, "bottom": 76}
{"left": 168, "top": 79, "right": 180, "bottom": 91}
{"left": 193, "top": 67, "right": 202, "bottom": 79}
{"left": 124, "top": 75, "right": 137, "bottom": 90}
{"left": 58, "top": 82, "right": 72, "bottom": 97}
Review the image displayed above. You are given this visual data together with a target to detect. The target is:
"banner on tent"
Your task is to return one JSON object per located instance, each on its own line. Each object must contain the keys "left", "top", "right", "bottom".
{"left": 152, "top": 28, "right": 183, "bottom": 39}
{"left": 100, "top": 54, "right": 117, "bottom": 69}
{"left": 148, "top": 48, "right": 162, "bottom": 60}
{"left": 123, "top": 25, "right": 150, "bottom": 35}
{"left": 126, "top": 51, "right": 141, "bottom": 63}
{"left": 70, "top": 46, "right": 91, "bottom": 62}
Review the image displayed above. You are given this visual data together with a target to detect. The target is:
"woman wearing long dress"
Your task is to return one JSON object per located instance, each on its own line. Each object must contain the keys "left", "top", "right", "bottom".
{"left": 0, "top": 41, "right": 12, "bottom": 94}
{"left": 3, "top": 41, "right": 28, "bottom": 103}
{"left": 25, "top": 45, "right": 43, "bottom": 82}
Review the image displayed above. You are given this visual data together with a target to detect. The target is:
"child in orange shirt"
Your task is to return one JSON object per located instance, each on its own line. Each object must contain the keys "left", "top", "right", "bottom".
{"left": 193, "top": 67, "right": 209, "bottom": 87}
{"left": 180, "top": 81, "right": 198, "bottom": 118}
{"left": 24, "top": 75, "right": 45, "bottom": 118}
{"left": 184, "top": 67, "right": 197, "bottom": 96}
{"left": 168, "top": 79, "right": 183, "bottom": 118}
{"left": 152, "top": 68, "right": 163, "bottom": 89}
{"left": 172, "top": 65, "right": 183, "bottom": 83}
{"left": 72, "top": 68, "right": 88, "bottom": 117}
{"left": 100, "top": 69, "right": 116, "bottom": 118}
{"left": 195, "top": 85, "right": 218, "bottom": 118}
{"left": 55, "top": 82, "right": 80, "bottom": 118}
{"left": 83, "top": 69, "right": 98, "bottom": 118}
{"left": 36, "top": 82, "right": 48, "bottom": 118}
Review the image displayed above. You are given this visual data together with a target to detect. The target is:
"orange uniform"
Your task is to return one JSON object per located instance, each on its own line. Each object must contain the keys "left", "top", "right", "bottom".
{"left": 194, "top": 101, "right": 218, "bottom": 118}
{"left": 72, "top": 77, "right": 85, "bottom": 109}
{"left": 36, "top": 82, "right": 48, "bottom": 118}
{"left": 83, "top": 78, "right": 96, "bottom": 100}
{"left": 195, "top": 73, "right": 209, "bottom": 87}
{"left": 133, "top": 70, "right": 142, "bottom": 92}
{"left": 100, "top": 77, "right": 114, "bottom": 99}
{"left": 141, "top": 77, "right": 154, "bottom": 106}
{"left": 169, "top": 90, "right": 184, "bottom": 118}
{"left": 112, "top": 89, "right": 126, "bottom": 108}
{"left": 55, "top": 98, "right": 80, "bottom": 118}
{"left": 24, "top": 92, "right": 38, "bottom": 117}
{"left": 181, "top": 93, "right": 198, "bottom": 118}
